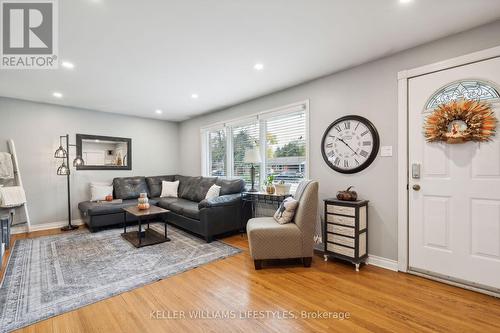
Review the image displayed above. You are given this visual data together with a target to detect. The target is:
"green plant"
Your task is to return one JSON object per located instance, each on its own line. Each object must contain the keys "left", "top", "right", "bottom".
{"left": 265, "top": 175, "right": 275, "bottom": 186}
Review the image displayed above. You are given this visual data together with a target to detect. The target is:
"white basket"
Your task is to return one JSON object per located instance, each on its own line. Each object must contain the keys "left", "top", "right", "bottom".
{"left": 275, "top": 184, "right": 291, "bottom": 196}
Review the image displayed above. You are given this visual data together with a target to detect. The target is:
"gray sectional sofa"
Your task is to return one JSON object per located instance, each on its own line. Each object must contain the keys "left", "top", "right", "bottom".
{"left": 78, "top": 175, "right": 248, "bottom": 242}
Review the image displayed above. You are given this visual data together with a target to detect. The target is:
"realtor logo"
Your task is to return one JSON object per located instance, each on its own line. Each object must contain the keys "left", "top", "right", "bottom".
{"left": 1, "top": 0, "right": 58, "bottom": 69}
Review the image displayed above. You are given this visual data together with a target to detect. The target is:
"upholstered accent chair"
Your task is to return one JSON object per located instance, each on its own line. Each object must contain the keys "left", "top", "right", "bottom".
{"left": 246, "top": 180, "right": 319, "bottom": 270}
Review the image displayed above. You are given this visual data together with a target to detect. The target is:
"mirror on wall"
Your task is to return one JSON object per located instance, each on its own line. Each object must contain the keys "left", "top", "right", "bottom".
{"left": 76, "top": 134, "right": 132, "bottom": 170}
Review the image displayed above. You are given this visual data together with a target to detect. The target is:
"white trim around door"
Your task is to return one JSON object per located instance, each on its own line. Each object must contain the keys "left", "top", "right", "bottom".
{"left": 397, "top": 45, "right": 500, "bottom": 273}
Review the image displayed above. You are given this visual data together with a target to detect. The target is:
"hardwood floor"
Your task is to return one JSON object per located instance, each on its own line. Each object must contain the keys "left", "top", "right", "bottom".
{"left": 2, "top": 227, "right": 500, "bottom": 333}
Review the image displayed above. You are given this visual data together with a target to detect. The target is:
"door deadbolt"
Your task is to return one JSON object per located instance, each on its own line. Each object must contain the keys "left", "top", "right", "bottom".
{"left": 412, "top": 163, "right": 421, "bottom": 179}
{"left": 412, "top": 184, "right": 421, "bottom": 191}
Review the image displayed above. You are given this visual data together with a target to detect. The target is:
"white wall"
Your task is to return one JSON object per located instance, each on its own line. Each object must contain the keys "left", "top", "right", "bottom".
{"left": 0, "top": 98, "right": 179, "bottom": 225}
{"left": 178, "top": 20, "right": 500, "bottom": 260}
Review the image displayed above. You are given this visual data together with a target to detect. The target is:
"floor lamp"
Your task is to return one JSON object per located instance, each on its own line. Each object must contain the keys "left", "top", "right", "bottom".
{"left": 54, "top": 134, "right": 85, "bottom": 231}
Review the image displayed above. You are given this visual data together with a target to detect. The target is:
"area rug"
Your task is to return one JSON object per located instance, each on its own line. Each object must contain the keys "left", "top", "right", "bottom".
{"left": 0, "top": 224, "right": 241, "bottom": 332}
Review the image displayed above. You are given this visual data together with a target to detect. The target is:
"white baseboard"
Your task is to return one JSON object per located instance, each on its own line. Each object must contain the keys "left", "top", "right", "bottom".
{"left": 11, "top": 219, "right": 85, "bottom": 234}
{"left": 367, "top": 254, "right": 398, "bottom": 272}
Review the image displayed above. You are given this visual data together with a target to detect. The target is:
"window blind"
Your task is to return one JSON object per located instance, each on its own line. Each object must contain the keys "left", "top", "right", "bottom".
{"left": 208, "top": 128, "right": 227, "bottom": 177}
{"left": 265, "top": 111, "right": 306, "bottom": 186}
{"left": 232, "top": 121, "right": 260, "bottom": 186}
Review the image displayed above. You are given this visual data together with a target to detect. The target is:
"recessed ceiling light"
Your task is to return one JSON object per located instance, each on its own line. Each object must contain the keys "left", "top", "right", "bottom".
{"left": 155, "top": 109, "right": 163, "bottom": 114}
{"left": 254, "top": 63, "right": 264, "bottom": 71}
{"left": 61, "top": 61, "right": 74, "bottom": 69}
{"left": 53, "top": 92, "right": 63, "bottom": 98}
{"left": 191, "top": 93, "right": 199, "bottom": 99}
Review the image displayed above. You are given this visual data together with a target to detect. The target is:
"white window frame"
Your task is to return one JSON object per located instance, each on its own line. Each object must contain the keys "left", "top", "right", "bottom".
{"left": 200, "top": 100, "right": 310, "bottom": 187}
{"left": 200, "top": 125, "right": 227, "bottom": 177}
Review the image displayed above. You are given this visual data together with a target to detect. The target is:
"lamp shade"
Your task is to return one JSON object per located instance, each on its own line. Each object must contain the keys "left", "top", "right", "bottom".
{"left": 244, "top": 147, "right": 261, "bottom": 164}
{"left": 73, "top": 155, "right": 84, "bottom": 167}
{"left": 54, "top": 145, "right": 67, "bottom": 158}
{"left": 57, "top": 161, "right": 70, "bottom": 176}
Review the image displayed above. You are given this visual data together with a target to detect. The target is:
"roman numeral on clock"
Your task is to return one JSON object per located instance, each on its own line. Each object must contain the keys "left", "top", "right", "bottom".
{"left": 327, "top": 150, "right": 334, "bottom": 158}
{"left": 359, "top": 150, "right": 369, "bottom": 158}
{"left": 344, "top": 160, "right": 349, "bottom": 168}
{"left": 326, "top": 142, "right": 333, "bottom": 148}
{"left": 363, "top": 141, "right": 371, "bottom": 146}
{"left": 334, "top": 125, "right": 342, "bottom": 133}
{"left": 344, "top": 121, "right": 351, "bottom": 130}
{"left": 361, "top": 130, "right": 369, "bottom": 136}
{"left": 334, "top": 157, "right": 340, "bottom": 166}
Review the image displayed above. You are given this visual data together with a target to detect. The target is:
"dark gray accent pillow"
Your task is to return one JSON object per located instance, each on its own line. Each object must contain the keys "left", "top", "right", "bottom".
{"left": 113, "top": 177, "right": 149, "bottom": 200}
{"left": 193, "top": 177, "right": 217, "bottom": 202}
{"left": 176, "top": 175, "right": 202, "bottom": 201}
{"left": 146, "top": 175, "right": 176, "bottom": 198}
{"left": 216, "top": 178, "right": 245, "bottom": 195}
{"left": 175, "top": 175, "right": 193, "bottom": 197}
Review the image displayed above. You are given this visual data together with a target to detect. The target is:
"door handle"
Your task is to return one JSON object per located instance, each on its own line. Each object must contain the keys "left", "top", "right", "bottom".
{"left": 412, "top": 184, "right": 421, "bottom": 191}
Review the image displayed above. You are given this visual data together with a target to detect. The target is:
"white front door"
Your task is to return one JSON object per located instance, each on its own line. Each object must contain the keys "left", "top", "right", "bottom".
{"left": 408, "top": 56, "right": 500, "bottom": 292}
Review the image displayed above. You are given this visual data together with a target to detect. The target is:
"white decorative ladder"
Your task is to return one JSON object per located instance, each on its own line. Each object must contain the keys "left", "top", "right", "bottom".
{"left": 1, "top": 139, "right": 31, "bottom": 232}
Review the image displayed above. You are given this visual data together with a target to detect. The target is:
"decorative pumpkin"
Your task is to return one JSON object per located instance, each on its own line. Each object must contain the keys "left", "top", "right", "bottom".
{"left": 137, "top": 203, "right": 150, "bottom": 210}
{"left": 105, "top": 195, "right": 113, "bottom": 202}
{"left": 336, "top": 186, "right": 358, "bottom": 201}
{"left": 138, "top": 193, "right": 149, "bottom": 209}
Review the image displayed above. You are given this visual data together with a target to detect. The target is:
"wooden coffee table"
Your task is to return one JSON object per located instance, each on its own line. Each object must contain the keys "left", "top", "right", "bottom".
{"left": 121, "top": 205, "right": 170, "bottom": 248}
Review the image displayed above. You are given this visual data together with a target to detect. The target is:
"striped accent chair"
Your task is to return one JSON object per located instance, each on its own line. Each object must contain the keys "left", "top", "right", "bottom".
{"left": 246, "top": 180, "right": 319, "bottom": 270}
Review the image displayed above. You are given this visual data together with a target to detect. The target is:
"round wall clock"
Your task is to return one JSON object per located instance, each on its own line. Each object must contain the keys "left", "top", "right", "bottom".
{"left": 321, "top": 115, "right": 380, "bottom": 174}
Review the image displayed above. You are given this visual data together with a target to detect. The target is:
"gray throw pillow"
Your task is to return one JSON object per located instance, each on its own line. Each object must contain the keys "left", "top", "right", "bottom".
{"left": 273, "top": 197, "right": 299, "bottom": 224}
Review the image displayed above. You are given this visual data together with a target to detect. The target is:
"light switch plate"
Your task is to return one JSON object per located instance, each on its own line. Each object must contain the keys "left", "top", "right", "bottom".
{"left": 380, "top": 146, "right": 393, "bottom": 157}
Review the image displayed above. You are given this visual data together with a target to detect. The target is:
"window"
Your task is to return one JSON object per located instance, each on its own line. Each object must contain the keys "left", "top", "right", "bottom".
{"left": 264, "top": 111, "right": 306, "bottom": 188}
{"left": 425, "top": 80, "right": 500, "bottom": 110}
{"left": 207, "top": 128, "right": 227, "bottom": 177}
{"left": 232, "top": 121, "right": 260, "bottom": 185}
{"left": 202, "top": 101, "right": 308, "bottom": 191}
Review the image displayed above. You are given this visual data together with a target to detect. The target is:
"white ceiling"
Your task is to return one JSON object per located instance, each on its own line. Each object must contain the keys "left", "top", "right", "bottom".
{"left": 1, "top": 0, "right": 500, "bottom": 121}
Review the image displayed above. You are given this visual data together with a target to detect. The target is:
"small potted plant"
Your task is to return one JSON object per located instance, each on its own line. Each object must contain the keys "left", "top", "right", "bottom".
{"left": 265, "top": 175, "right": 275, "bottom": 194}
{"left": 275, "top": 180, "right": 291, "bottom": 196}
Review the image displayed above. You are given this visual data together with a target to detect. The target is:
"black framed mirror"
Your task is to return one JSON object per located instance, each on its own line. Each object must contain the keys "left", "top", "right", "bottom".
{"left": 76, "top": 134, "right": 132, "bottom": 170}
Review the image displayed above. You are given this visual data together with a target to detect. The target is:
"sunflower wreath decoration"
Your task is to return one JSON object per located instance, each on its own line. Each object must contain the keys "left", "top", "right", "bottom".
{"left": 424, "top": 99, "right": 497, "bottom": 144}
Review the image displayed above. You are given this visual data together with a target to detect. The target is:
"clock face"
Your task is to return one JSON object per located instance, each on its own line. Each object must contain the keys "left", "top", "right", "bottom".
{"left": 321, "top": 115, "right": 380, "bottom": 174}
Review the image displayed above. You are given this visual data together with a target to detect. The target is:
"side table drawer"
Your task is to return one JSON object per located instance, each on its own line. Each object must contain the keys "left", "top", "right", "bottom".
{"left": 327, "top": 243, "right": 355, "bottom": 258}
{"left": 327, "top": 214, "right": 355, "bottom": 227}
{"left": 327, "top": 234, "right": 355, "bottom": 248}
{"left": 330, "top": 224, "right": 354, "bottom": 237}
{"left": 327, "top": 205, "right": 355, "bottom": 216}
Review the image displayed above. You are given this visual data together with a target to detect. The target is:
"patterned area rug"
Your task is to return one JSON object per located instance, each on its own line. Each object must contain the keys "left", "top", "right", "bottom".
{"left": 0, "top": 224, "right": 241, "bottom": 332}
